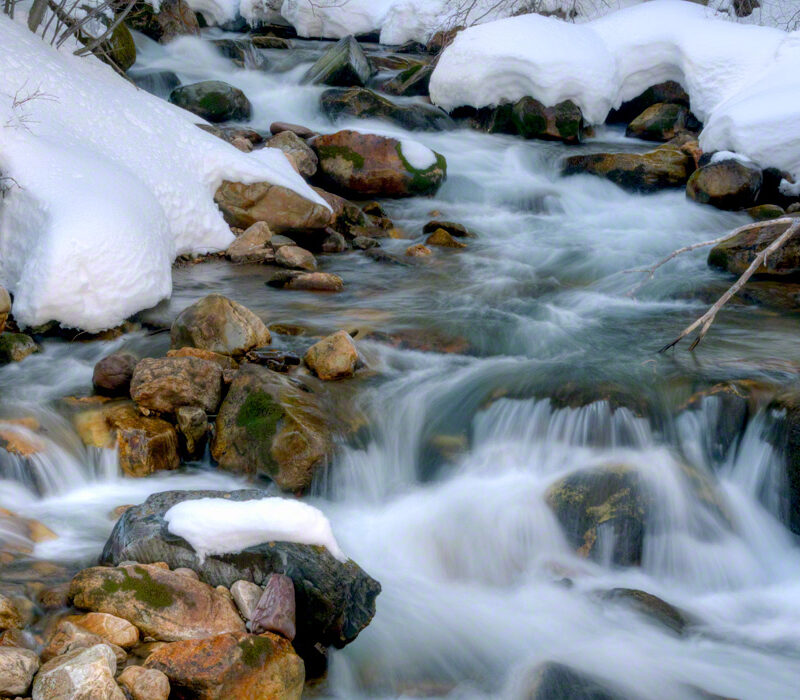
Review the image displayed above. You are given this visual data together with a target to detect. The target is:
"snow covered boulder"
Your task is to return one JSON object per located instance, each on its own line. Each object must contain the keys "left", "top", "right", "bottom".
{"left": 169, "top": 81, "right": 252, "bottom": 123}
{"left": 686, "top": 158, "right": 763, "bottom": 210}
{"left": 312, "top": 130, "right": 447, "bottom": 198}
{"left": 301, "top": 35, "right": 374, "bottom": 87}
{"left": 625, "top": 103, "right": 690, "bottom": 142}
{"left": 100, "top": 489, "right": 382, "bottom": 672}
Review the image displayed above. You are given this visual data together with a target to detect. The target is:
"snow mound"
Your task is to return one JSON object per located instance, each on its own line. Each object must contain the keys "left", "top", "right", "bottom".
{"left": 164, "top": 497, "right": 347, "bottom": 563}
{"left": 399, "top": 139, "right": 437, "bottom": 170}
{"left": 0, "top": 16, "right": 325, "bottom": 331}
{"left": 430, "top": 0, "right": 800, "bottom": 179}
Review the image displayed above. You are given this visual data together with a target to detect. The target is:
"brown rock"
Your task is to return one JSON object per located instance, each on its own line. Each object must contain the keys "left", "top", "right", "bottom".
{"left": 118, "top": 665, "right": 170, "bottom": 700}
{"left": 626, "top": 102, "right": 689, "bottom": 142}
{"left": 422, "top": 220, "right": 473, "bottom": 238}
{"left": 0, "top": 595, "right": 22, "bottom": 631}
{"left": 127, "top": 0, "right": 199, "bottom": 43}
{"left": 144, "top": 632, "right": 303, "bottom": 700}
{"left": 686, "top": 158, "right": 763, "bottom": 210}
{"left": 42, "top": 620, "right": 126, "bottom": 665}
{"left": 269, "top": 121, "right": 317, "bottom": 139}
{"left": 226, "top": 222, "right": 275, "bottom": 264}
{"left": 405, "top": 243, "right": 432, "bottom": 257}
{"left": 69, "top": 564, "right": 246, "bottom": 642}
{"left": 175, "top": 406, "right": 207, "bottom": 460}
{"left": 251, "top": 574, "right": 295, "bottom": 640}
{"left": 92, "top": 352, "right": 138, "bottom": 396}
{"left": 70, "top": 612, "right": 139, "bottom": 649}
{"left": 0, "top": 508, "right": 56, "bottom": 554}
{"left": 172, "top": 568, "right": 199, "bottom": 580}
{"left": 267, "top": 131, "right": 318, "bottom": 178}
{"left": 269, "top": 271, "right": 344, "bottom": 292}
{"left": 166, "top": 347, "right": 238, "bottom": 371}
{"left": 130, "top": 357, "right": 223, "bottom": 416}
{"left": 0, "top": 646, "right": 38, "bottom": 697}
{"left": 708, "top": 218, "right": 800, "bottom": 276}
{"left": 304, "top": 331, "right": 359, "bottom": 380}
{"left": 425, "top": 228, "right": 467, "bottom": 248}
{"left": 0, "top": 287, "right": 9, "bottom": 334}
{"left": 38, "top": 583, "right": 71, "bottom": 611}
{"left": 32, "top": 644, "right": 124, "bottom": 700}
{"left": 275, "top": 245, "right": 317, "bottom": 271}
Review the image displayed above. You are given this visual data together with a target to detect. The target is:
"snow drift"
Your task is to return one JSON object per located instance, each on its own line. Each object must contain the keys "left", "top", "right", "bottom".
{"left": 0, "top": 15, "right": 325, "bottom": 331}
{"left": 429, "top": 1, "right": 800, "bottom": 180}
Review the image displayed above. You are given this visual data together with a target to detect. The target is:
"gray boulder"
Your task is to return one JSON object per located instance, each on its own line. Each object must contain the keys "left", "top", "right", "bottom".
{"left": 169, "top": 80, "right": 252, "bottom": 123}
{"left": 302, "top": 35, "right": 373, "bottom": 87}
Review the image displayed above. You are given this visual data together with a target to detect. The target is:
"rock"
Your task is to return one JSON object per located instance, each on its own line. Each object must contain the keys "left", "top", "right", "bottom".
{"left": 214, "top": 180, "right": 333, "bottom": 232}
{"left": 321, "top": 87, "right": 454, "bottom": 131}
{"left": 32, "top": 645, "right": 124, "bottom": 700}
{"left": 524, "top": 661, "right": 629, "bottom": 700}
{"left": 93, "top": 352, "right": 138, "bottom": 396}
{"left": 546, "top": 465, "right": 651, "bottom": 566}
{"left": 100, "top": 490, "right": 381, "bottom": 669}
{"left": 166, "top": 347, "right": 238, "bottom": 371}
{"left": 144, "top": 631, "right": 303, "bottom": 700}
{"left": 352, "top": 236, "right": 380, "bottom": 250}
{"left": 176, "top": 406, "right": 207, "bottom": 460}
{"left": 0, "top": 646, "right": 37, "bottom": 696}
{"left": 0, "top": 595, "right": 22, "bottom": 631}
{"left": 126, "top": 0, "right": 199, "bottom": 43}
{"left": 0, "top": 287, "right": 10, "bottom": 334}
{"left": 170, "top": 295, "right": 270, "bottom": 357}
{"left": 626, "top": 102, "right": 689, "bottom": 141}
{"left": 268, "top": 235, "right": 296, "bottom": 249}
{"left": 304, "top": 331, "right": 358, "bottom": 381}
{"left": 511, "top": 97, "right": 583, "bottom": 144}
{"left": 211, "top": 365, "right": 331, "bottom": 490}
{"left": 598, "top": 588, "right": 690, "bottom": 635}
{"left": 425, "top": 228, "right": 467, "bottom": 248}
{"left": 130, "top": 357, "right": 223, "bottom": 416}
{"left": 244, "top": 348, "right": 301, "bottom": 373}
{"left": 269, "top": 121, "right": 316, "bottom": 139}
{"left": 251, "top": 34, "right": 291, "bottom": 49}
{"left": 406, "top": 243, "right": 432, "bottom": 257}
{"left": 105, "top": 22, "right": 136, "bottom": 72}
{"left": 275, "top": 245, "right": 317, "bottom": 271}
{"left": 251, "top": 574, "right": 295, "bottom": 640}
{"left": 71, "top": 612, "right": 140, "bottom": 649}
{"left": 322, "top": 229, "right": 348, "bottom": 253}
{"left": 0, "top": 333, "right": 39, "bottom": 365}
{"left": 42, "top": 620, "right": 126, "bottom": 665}
{"left": 768, "top": 385, "right": 800, "bottom": 534}
{"left": 226, "top": 222, "right": 274, "bottom": 264}
{"left": 266, "top": 131, "right": 318, "bottom": 178}
{"left": 302, "top": 35, "right": 373, "bottom": 88}
{"left": 708, "top": 218, "right": 800, "bottom": 277}
{"left": 230, "top": 580, "right": 262, "bottom": 622}
{"left": 69, "top": 563, "right": 246, "bottom": 642}
{"left": 422, "top": 220, "right": 474, "bottom": 238}
{"left": 313, "top": 130, "right": 446, "bottom": 198}
{"left": 169, "top": 81, "right": 251, "bottom": 123}
{"left": 0, "top": 508, "right": 56, "bottom": 554}
{"left": 267, "top": 271, "right": 345, "bottom": 292}
{"left": 686, "top": 159, "right": 763, "bottom": 210}
{"left": 131, "top": 70, "right": 181, "bottom": 97}
{"left": 748, "top": 204, "right": 785, "bottom": 221}
{"left": 212, "top": 38, "right": 268, "bottom": 70}
{"left": 607, "top": 80, "right": 690, "bottom": 124}
{"left": 562, "top": 145, "right": 694, "bottom": 193}
{"left": 118, "top": 666, "right": 170, "bottom": 700}
{"left": 383, "top": 62, "right": 433, "bottom": 97}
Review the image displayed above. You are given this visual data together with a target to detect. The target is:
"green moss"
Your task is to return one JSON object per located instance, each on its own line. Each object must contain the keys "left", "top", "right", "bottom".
{"left": 554, "top": 102, "right": 581, "bottom": 141}
{"left": 397, "top": 63, "right": 423, "bottom": 83}
{"left": 101, "top": 565, "right": 175, "bottom": 609}
{"left": 238, "top": 635, "right": 275, "bottom": 667}
{"left": 236, "top": 389, "right": 283, "bottom": 458}
{"left": 317, "top": 145, "right": 365, "bottom": 170}
{"left": 395, "top": 144, "right": 447, "bottom": 195}
{"left": 108, "top": 22, "right": 136, "bottom": 72}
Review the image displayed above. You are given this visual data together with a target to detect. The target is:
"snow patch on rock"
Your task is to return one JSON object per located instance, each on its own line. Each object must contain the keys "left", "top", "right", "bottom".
{"left": 399, "top": 139, "right": 437, "bottom": 170}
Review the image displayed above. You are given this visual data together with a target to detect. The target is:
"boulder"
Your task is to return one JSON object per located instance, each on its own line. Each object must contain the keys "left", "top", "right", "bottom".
{"left": 562, "top": 145, "right": 694, "bottom": 193}
{"left": 69, "top": 563, "right": 246, "bottom": 642}
{"left": 686, "top": 159, "right": 763, "bottom": 210}
{"left": 748, "top": 204, "right": 785, "bottom": 221}
{"left": 226, "top": 222, "right": 275, "bottom": 264}
{"left": 275, "top": 245, "right": 317, "bottom": 271}
{"left": 126, "top": 0, "right": 199, "bottom": 43}
{"left": 546, "top": 465, "right": 651, "bottom": 566}
{"left": 302, "top": 35, "right": 373, "bottom": 87}
{"left": 313, "top": 130, "right": 447, "bottom": 198}
{"left": 708, "top": 218, "right": 800, "bottom": 277}
{"left": 0, "top": 286, "right": 9, "bottom": 334}
{"left": 118, "top": 666, "right": 170, "bottom": 700}
{"left": 93, "top": 352, "right": 138, "bottom": 396}
{"left": 626, "top": 102, "right": 689, "bottom": 141}
{"left": 210, "top": 364, "right": 331, "bottom": 491}
{"left": 266, "top": 271, "right": 345, "bottom": 292}
{"left": 131, "top": 70, "right": 181, "bottom": 97}
{"left": 130, "top": 357, "right": 223, "bottom": 416}
{"left": 426, "top": 228, "right": 467, "bottom": 248}
{"left": 597, "top": 588, "right": 690, "bottom": 635}
{"left": 251, "top": 574, "right": 295, "bottom": 640}
{"left": 266, "top": 131, "right": 318, "bottom": 178}
{"left": 32, "top": 645, "right": 124, "bottom": 700}
{"left": 100, "top": 490, "right": 381, "bottom": 668}
{"left": 169, "top": 81, "right": 251, "bottom": 123}
{"left": 382, "top": 62, "right": 433, "bottom": 97}
{"left": 0, "top": 646, "right": 38, "bottom": 697}
{"left": 105, "top": 22, "right": 137, "bottom": 72}
{"left": 176, "top": 406, "right": 208, "bottom": 460}
{"left": 524, "top": 661, "right": 629, "bottom": 700}
{"left": 145, "top": 632, "right": 303, "bottom": 700}
{"left": 71, "top": 612, "right": 140, "bottom": 649}
{"left": 352, "top": 236, "right": 380, "bottom": 250}
{"left": 607, "top": 80, "right": 690, "bottom": 124}
{"left": 304, "top": 330, "right": 359, "bottom": 380}
{"left": 0, "top": 333, "right": 39, "bottom": 364}
{"left": 170, "top": 295, "right": 270, "bottom": 357}
{"left": 511, "top": 97, "right": 583, "bottom": 144}
{"left": 42, "top": 620, "right": 126, "bottom": 665}
{"left": 321, "top": 87, "right": 454, "bottom": 131}
{"left": 214, "top": 180, "right": 333, "bottom": 232}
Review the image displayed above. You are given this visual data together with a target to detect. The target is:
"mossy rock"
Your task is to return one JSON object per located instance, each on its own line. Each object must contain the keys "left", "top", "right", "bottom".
{"left": 169, "top": 80, "right": 252, "bottom": 123}
{"left": 512, "top": 96, "right": 583, "bottom": 144}
{"left": 0, "top": 333, "right": 39, "bottom": 365}
{"left": 708, "top": 218, "right": 800, "bottom": 276}
{"left": 626, "top": 102, "right": 688, "bottom": 142}
{"left": 686, "top": 159, "right": 763, "bottom": 211}
{"left": 302, "top": 35, "right": 373, "bottom": 87}
{"left": 107, "top": 22, "right": 136, "bottom": 71}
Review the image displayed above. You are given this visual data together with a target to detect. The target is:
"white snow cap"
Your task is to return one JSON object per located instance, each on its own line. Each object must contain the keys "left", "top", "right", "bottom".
{"left": 399, "top": 139, "right": 438, "bottom": 171}
{"left": 0, "top": 16, "right": 325, "bottom": 331}
{"left": 164, "top": 497, "right": 348, "bottom": 563}
{"left": 430, "top": 0, "right": 800, "bottom": 179}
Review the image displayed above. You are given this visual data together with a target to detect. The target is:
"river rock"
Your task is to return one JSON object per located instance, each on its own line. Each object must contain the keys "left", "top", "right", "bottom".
{"left": 71, "top": 612, "right": 140, "bottom": 649}
{"left": 93, "top": 352, "right": 138, "bottom": 396}
{"left": 69, "top": 563, "right": 246, "bottom": 642}
{"left": 42, "top": 620, "right": 126, "bottom": 665}
{"left": 170, "top": 295, "right": 270, "bottom": 357}
{"left": 406, "top": 243, "right": 432, "bottom": 257}
{"left": 226, "top": 222, "right": 275, "bottom": 264}
{"left": 0, "top": 594, "right": 22, "bottom": 631}
{"left": 383, "top": 62, "right": 433, "bottom": 97}
{"left": 302, "top": 35, "right": 373, "bottom": 87}
{"left": 267, "top": 131, "right": 318, "bottom": 178}
{"left": 100, "top": 490, "right": 381, "bottom": 670}
{"left": 607, "top": 80, "right": 690, "bottom": 123}
{"left": 313, "top": 130, "right": 447, "bottom": 198}
{"left": 0, "top": 646, "right": 38, "bottom": 696}
{"left": 270, "top": 121, "right": 316, "bottom": 139}
{"left": 118, "top": 665, "right": 170, "bottom": 700}
{"left": 352, "top": 236, "right": 380, "bottom": 250}
{"left": 230, "top": 580, "right": 262, "bottom": 622}
{"left": 267, "top": 271, "right": 345, "bottom": 292}
{"left": 275, "top": 245, "right": 317, "bottom": 271}
{"left": 0, "top": 333, "right": 39, "bottom": 364}
{"left": 32, "top": 644, "right": 124, "bottom": 700}
{"left": 169, "top": 81, "right": 251, "bottom": 123}
{"left": 598, "top": 588, "right": 690, "bottom": 635}
{"left": 626, "top": 102, "right": 689, "bottom": 141}
{"left": 562, "top": 144, "right": 694, "bottom": 193}
{"left": 211, "top": 364, "right": 331, "bottom": 490}
{"left": 768, "top": 385, "right": 800, "bottom": 534}
{"left": 304, "top": 331, "right": 359, "bottom": 381}
{"left": 176, "top": 406, "right": 207, "bottom": 460}
{"left": 251, "top": 574, "right": 296, "bottom": 640}
{"left": 212, "top": 38, "right": 267, "bottom": 70}
{"left": 422, "top": 220, "right": 474, "bottom": 238}
{"left": 144, "top": 631, "right": 303, "bottom": 700}
{"left": 426, "top": 228, "right": 467, "bottom": 248}
{"left": 524, "top": 661, "right": 629, "bottom": 700}
{"left": 748, "top": 204, "right": 785, "bottom": 221}
{"left": 321, "top": 87, "right": 454, "bottom": 131}
{"left": 511, "top": 97, "right": 583, "bottom": 144}
{"left": 214, "top": 180, "right": 333, "bottom": 232}
{"left": 0, "top": 287, "right": 10, "bottom": 334}
{"left": 546, "top": 465, "right": 651, "bottom": 566}
{"left": 323, "top": 229, "right": 348, "bottom": 252}
{"left": 130, "top": 357, "right": 223, "bottom": 416}
{"left": 126, "top": 0, "right": 199, "bottom": 43}
{"left": 708, "top": 218, "right": 800, "bottom": 276}
{"left": 686, "top": 158, "right": 763, "bottom": 210}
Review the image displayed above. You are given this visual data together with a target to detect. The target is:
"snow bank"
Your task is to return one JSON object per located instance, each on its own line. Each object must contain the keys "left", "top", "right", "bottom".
{"left": 0, "top": 16, "right": 325, "bottom": 331}
{"left": 164, "top": 497, "right": 347, "bottom": 562}
{"left": 430, "top": 1, "right": 800, "bottom": 178}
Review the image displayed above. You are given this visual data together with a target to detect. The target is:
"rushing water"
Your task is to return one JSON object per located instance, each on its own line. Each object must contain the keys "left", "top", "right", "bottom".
{"left": 2, "top": 30, "right": 800, "bottom": 699}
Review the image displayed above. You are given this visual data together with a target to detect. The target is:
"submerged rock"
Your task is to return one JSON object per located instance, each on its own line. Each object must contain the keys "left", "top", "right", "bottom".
{"left": 266, "top": 271, "right": 345, "bottom": 292}
{"left": 597, "top": 588, "right": 691, "bottom": 635}
{"left": 708, "top": 218, "right": 800, "bottom": 276}
{"left": 626, "top": 102, "right": 689, "bottom": 141}
{"left": 524, "top": 661, "right": 630, "bottom": 700}
{"left": 321, "top": 87, "right": 454, "bottom": 131}
{"left": 686, "top": 158, "right": 763, "bottom": 210}
{"left": 426, "top": 228, "right": 467, "bottom": 248}
{"left": 422, "top": 220, "right": 474, "bottom": 238}
{"left": 169, "top": 80, "right": 251, "bottom": 123}
{"left": 302, "top": 35, "right": 373, "bottom": 87}
{"left": 768, "top": 385, "right": 800, "bottom": 535}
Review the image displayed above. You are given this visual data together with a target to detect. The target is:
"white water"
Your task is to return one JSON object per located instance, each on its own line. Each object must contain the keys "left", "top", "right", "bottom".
{"left": 2, "top": 30, "right": 800, "bottom": 699}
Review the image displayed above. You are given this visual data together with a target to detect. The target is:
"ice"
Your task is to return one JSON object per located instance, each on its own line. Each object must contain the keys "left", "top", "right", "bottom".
{"left": 399, "top": 139, "right": 437, "bottom": 170}
{"left": 164, "top": 497, "right": 348, "bottom": 562}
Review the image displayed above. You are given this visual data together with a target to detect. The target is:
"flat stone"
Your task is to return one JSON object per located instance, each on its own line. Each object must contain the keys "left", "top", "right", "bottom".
{"left": 251, "top": 574, "right": 296, "bottom": 640}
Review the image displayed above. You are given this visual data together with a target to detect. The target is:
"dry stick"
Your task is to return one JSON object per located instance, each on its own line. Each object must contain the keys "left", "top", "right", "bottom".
{"left": 659, "top": 218, "right": 800, "bottom": 353}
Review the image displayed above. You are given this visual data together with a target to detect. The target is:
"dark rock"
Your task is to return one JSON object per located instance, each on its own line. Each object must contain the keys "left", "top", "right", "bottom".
{"left": 708, "top": 218, "right": 800, "bottom": 277}
{"left": 748, "top": 204, "right": 785, "bottom": 221}
{"left": 686, "top": 159, "right": 763, "bottom": 210}
{"left": 511, "top": 97, "right": 583, "bottom": 144}
{"left": 175, "top": 405, "right": 207, "bottom": 460}
{"left": 352, "top": 235, "right": 380, "bottom": 250}
{"left": 598, "top": 588, "right": 691, "bottom": 634}
{"left": 93, "top": 352, "right": 138, "bottom": 396}
{"left": 768, "top": 385, "right": 800, "bottom": 534}
{"left": 382, "top": 63, "right": 433, "bottom": 97}
{"left": 302, "top": 35, "right": 373, "bottom": 87}
{"left": 525, "top": 661, "right": 630, "bottom": 700}
{"left": 322, "top": 229, "right": 348, "bottom": 252}
{"left": 130, "top": 70, "right": 181, "bottom": 98}
{"left": 243, "top": 348, "right": 301, "bottom": 372}
{"left": 320, "top": 87, "right": 454, "bottom": 131}
{"left": 211, "top": 38, "right": 267, "bottom": 70}
{"left": 626, "top": 103, "right": 689, "bottom": 142}
{"left": 169, "top": 81, "right": 252, "bottom": 123}
{"left": 251, "top": 34, "right": 291, "bottom": 49}
{"left": 607, "top": 80, "right": 690, "bottom": 124}
{"left": 126, "top": 0, "right": 199, "bottom": 43}
{"left": 251, "top": 574, "right": 296, "bottom": 640}
{"left": 422, "top": 220, "right": 474, "bottom": 238}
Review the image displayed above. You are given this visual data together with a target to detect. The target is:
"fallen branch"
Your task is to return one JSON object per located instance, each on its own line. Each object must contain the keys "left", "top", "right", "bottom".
{"left": 659, "top": 217, "right": 800, "bottom": 352}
